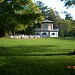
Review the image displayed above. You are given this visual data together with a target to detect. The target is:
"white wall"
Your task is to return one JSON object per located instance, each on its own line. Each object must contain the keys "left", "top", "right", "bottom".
{"left": 50, "top": 32, "right": 58, "bottom": 37}
{"left": 35, "top": 31, "right": 59, "bottom": 37}
{"left": 35, "top": 32, "right": 49, "bottom": 37}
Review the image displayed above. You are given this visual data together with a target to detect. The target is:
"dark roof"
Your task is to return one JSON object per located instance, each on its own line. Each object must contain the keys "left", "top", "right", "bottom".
{"left": 42, "top": 20, "right": 53, "bottom": 23}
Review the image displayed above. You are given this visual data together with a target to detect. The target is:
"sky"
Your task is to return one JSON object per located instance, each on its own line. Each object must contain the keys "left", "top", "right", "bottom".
{"left": 32, "top": 0, "right": 75, "bottom": 20}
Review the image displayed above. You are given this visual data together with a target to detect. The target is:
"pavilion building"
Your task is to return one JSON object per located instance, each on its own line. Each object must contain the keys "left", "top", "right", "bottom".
{"left": 35, "top": 20, "right": 59, "bottom": 37}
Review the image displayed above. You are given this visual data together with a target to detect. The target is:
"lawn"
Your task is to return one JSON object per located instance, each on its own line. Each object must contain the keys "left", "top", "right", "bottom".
{"left": 0, "top": 37, "right": 75, "bottom": 75}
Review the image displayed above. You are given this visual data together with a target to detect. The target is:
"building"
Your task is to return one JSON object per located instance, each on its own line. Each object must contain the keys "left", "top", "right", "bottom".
{"left": 35, "top": 20, "right": 59, "bottom": 37}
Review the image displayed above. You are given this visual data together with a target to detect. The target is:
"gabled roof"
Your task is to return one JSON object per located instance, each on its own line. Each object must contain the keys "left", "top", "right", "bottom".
{"left": 42, "top": 20, "right": 53, "bottom": 23}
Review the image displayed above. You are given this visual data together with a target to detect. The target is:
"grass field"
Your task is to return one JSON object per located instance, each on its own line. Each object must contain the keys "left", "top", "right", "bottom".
{"left": 0, "top": 37, "right": 75, "bottom": 75}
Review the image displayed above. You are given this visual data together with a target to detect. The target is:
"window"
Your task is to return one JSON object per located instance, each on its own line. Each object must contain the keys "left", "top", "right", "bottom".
{"left": 36, "top": 33, "right": 39, "bottom": 35}
{"left": 43, "top": 24, "right": 48, "bottom": 29}
{"left": 42, "top": 33, "right": 47, "bottom": 35}
{"left": 51, "top": 33, "right": 55, "bottom": 35}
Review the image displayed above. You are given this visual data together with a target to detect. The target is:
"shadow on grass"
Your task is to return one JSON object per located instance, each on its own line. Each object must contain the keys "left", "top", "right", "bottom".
{"left": 0, "top": 45, "right": 75, "bottom": 75}
{"left": 54, "top": 37, "right": 75, "bottom": 41}
{"left": 0, "top": 53, "right": 73, "bottom": 56}
{"left": 0, "top": 45, "right": 74, "bottom": 56}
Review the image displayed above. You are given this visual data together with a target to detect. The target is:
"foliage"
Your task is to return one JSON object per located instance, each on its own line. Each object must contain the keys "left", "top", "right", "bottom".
{"left": 36, "top": 1, "right": 50, "bottom": 18}
{"left": 0, "top": 0, "right": 27, "bottom": 36}
{"left": 0, "top": 0, "right": 43, "bottom": 37}
{"left": 56, "top": 18, "right": 72, "bottom": 37}
{"left": 70, "top": 20, "right": 75, "bottom": 36}
{"left": 36, "top": 1, "right": 59, "bottom": 27}
{"left": 61, "top": 0, "right": 75, "bottom": 7}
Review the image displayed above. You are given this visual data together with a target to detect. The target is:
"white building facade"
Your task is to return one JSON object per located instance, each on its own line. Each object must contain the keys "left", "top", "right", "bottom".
{"left": 35, "top": 20, "right": 59, "bottom": 37}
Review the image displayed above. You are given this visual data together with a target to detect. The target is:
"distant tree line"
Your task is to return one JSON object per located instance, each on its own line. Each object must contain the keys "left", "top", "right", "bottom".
{"left": 0, "top": 0, "right": 75, "bottom": 37}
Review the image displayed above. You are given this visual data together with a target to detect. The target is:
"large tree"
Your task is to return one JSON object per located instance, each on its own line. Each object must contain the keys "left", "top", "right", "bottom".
{"left": 0, "top": 0, "right": 31, "bottom": 36}
{"left": 0, "top": 0, "right": 42, "bottom": 36}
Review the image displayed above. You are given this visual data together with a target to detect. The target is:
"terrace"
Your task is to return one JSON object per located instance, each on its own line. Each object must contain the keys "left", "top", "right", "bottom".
{"left": 35, "top": 28, "right": 59, "bottom": 32}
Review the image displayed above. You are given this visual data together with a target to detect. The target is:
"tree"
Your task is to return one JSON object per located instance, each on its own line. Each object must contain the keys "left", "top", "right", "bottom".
{"left": 0, "top": 0, "right": 42, "bottom": 36}
{"left": 57, "top": 18, "right": 72, "bottom": 37}
{"left": 62, "top": 11, "right": 73, "bottom": 20}
{"left": 36, "top": 1, "right": 49, "bottom": 18}
{"left": 47, "top": 8, "right": 57, "bottom": 27}
{"left": 0, "top": 0, "right": 31, "bottom": 36}
{"left": 61, "top": 0, "right": 75, "bottom": 7}
{"left": 70, "top": 20, "right": 75, "bottom": 36}
{"left": 36, "top": 1, "right": 61, "bottom": 27}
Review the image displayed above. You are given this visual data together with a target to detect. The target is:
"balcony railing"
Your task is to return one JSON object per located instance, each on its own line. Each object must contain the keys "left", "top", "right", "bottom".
{"left": 35, "top": 28, "right": 59, "bottom": 31}
{"left": 52, "top": 29, "right": 59, "bottom": 31}
{"left": 35, "top": 28, "right": 48, "bottom": 31}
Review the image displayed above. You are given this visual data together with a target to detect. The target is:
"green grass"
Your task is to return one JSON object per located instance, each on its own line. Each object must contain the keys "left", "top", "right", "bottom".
{"left": 0, "top": 37, "right": 75, "bottom": 75}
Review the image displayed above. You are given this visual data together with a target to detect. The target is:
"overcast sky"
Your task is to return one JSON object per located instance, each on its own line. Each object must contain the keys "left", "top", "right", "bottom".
{"left": 32, "top": 0, "right": 75, "bottom": 20}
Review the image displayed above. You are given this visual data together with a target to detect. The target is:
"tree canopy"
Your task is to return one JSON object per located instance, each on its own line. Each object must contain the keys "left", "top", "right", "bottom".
{"left": 61, "top": 0, "right": 75, "bottom": 7}
{"left": 0, "top": 0, "right": 44, "bottom": 36}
